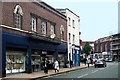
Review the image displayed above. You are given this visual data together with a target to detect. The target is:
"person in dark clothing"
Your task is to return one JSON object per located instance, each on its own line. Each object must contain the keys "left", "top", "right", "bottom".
{"left": 84, "top": 58, "right": 87, "bottom": 65}
{"left": 90, "top": 57, "right": 93, "bottom": 65}
{"left": 43, "top": 60, "right": 48, "bottom": 74}
{"left": 70, "top": 60, "right": 73, "bottom": 68}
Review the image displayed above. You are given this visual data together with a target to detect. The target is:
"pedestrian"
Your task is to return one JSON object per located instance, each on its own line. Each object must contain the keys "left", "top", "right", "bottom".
{"left": 84, "top": 58, "right": 87, "bottom": 65}
{"left": 54, "top": 60, "right": 59, "bottom": 73}
{"left": 90, "top": 57, "right": 93, "bottom": 65}
{"left": 43, "top": 60, "right": 48, "bottom": 74}
{"left": 87, "top": 58, "right": 91, "bottom": 68}
{"left": 70, "top": 60, "right": 73, "bottom": 68}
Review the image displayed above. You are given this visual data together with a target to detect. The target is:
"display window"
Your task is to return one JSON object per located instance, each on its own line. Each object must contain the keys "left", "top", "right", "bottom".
{"left": 6, "top": 51, "right": 26, "bottom": 74}
{"left": 32, "top": 51, "right": 41, "bottom": 72}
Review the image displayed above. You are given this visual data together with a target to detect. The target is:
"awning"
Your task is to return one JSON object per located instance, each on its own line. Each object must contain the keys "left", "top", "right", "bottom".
{"left": 57, "top": 43, "right": 67, "bottom": 53}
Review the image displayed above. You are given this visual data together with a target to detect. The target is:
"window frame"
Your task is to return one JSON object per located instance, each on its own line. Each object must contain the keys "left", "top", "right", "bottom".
{"left": 41, "top": 19, "right": 47, "bottom": 35}
{"left": 14, "top": 5, "right": 23, "bottom": 29}
{"left": 30, "top": 15, "right": 37, "bottom": 32}
{"left": 50, "top": 23, "right": 55, "bottom": 35}
{"left": 68, "top": 17, "right": 71, "bottom": 27}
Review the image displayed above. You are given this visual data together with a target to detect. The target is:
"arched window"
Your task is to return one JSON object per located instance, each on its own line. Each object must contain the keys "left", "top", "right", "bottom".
{"left": 14, "top": 5, "right": 23, "bottom": 29}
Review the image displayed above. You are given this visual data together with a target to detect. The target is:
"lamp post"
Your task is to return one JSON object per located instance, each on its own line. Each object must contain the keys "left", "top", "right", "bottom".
{"left": 118, "top": 50, "right": 120, "bottom": 62}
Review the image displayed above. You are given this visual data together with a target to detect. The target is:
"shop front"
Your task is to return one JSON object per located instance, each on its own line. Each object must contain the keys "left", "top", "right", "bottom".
{"left": 1, "top": 32, "right": 60, "bottom": 77}
{"left": 72, "top": 45, "right": 81, "bottom": 66}
{"left": 2, "top": 32, "right": 29, "bottom": 77}
{"left": 57, "top": 43, "right": 68, "bottom": 68}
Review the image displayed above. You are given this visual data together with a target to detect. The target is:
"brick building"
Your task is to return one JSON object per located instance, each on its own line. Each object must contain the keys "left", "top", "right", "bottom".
{"left": 111, "top": 33, "right": 120, "bottom": 61}
{"left": 94, "top": 36, "right": 112, "bottom": 60}
{"left": 0, "top": 1, "right": 67, "bottom": 77}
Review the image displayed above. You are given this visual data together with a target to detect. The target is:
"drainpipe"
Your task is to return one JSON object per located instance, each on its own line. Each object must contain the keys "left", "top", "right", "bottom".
{"left": 0, "top": 26, "right": 2, "bottom": 78}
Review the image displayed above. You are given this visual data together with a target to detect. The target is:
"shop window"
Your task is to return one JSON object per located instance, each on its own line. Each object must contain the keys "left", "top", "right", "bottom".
{"left": 32, "top": 52, "right": 41, "bottom": 72}
{"left": 14, "top": 5, "right": 23, "bottom": 29}
{"left": 6, "top": 54, "right": 25, "bottom": 74}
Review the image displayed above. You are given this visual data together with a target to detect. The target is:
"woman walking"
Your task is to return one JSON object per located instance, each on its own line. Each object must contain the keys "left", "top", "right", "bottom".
{"left": 54, "top": 60, "right": 59, "bottom": 73}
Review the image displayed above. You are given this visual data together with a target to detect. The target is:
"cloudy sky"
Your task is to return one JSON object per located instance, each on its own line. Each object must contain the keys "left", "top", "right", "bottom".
{"left": 43, "top": 0, "right": 118, "bottom": 41}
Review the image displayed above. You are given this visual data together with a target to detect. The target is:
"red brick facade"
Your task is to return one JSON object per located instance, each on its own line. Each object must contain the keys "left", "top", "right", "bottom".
{"left": 1, "top": 2, "right": 67, "bottom": 41}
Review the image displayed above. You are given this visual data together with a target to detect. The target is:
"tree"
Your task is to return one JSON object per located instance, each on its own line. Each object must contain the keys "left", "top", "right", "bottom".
{"left": 83, "top": 42, "right": 92, "bottom": 56}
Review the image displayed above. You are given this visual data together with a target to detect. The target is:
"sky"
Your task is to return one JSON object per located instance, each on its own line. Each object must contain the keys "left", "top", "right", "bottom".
{"left": 43, "top": 0, "right": 119, "bottom": 41}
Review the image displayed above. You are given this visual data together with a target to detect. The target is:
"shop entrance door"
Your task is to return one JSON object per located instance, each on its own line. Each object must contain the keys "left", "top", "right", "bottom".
{"left": 32, "top": 52, "right": 41, "bottom": 72}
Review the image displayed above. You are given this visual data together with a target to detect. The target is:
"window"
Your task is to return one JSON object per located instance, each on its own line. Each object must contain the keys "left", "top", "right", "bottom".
{"left": 14, "top": 5, "right": 23, "bottom": 29}
{"left": 50, "top": 23, "right": 55, "bottom": 35}
{"left": 73, "top": 34, "right": 75, "bottom": 44}
{"left": 68, "top": 17, "right": 71, "bottom": 26}
{"left": 60, "top": 25, "right": 64, "bottom": 40}
{"left": 72, "top": 20, "right": 75, "bottom": 28}
{"left": 31, "top": 16, "right": 37, "bottom": 32}
{"left": 69, "top": 33, "right": 71, "bottom": 43}
{"left": 41, "top": 20, "right": 47, "bottom": 35}
{"left": 61, "top": 31, "right": 64, "bottom": 40}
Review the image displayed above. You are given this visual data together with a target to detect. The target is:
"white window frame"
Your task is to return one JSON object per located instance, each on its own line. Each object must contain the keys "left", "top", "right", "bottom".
{"left": 31, "top": 16, "right": 37, "bottom": 32}
{"left": 73, "top": 34, "right": 75, "bottom": 44}
{"left": 68, "top": 17, "right": 71, "bottom": 26}
{"left": 69, "top": 33, "right": 71, "bottom": 43}
{"left": 72, "top": 20, "right": 75, "bottom": 28}
{"left": 50, "top": 23, "right": 55, "bottom": 35}
{"left": 14, "top": 5, "right": 23, "bottom": 29}
{"left": 41, "top": 20, "right": 47, "bottom": 35}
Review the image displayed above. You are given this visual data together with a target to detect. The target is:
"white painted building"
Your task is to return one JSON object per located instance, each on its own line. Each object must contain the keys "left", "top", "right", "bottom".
{"left": 57, "top": 8, "right": 81, "bottom": 66}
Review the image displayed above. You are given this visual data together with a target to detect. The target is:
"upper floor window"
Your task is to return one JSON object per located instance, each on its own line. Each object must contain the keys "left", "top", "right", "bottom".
{"left": 50, "top": 23, "right": 55, "bottom": 35}
{"left": 68, "top": 17, "right": 71, "bottom": 26}
{"left": 73, "top": 34, "right": 75, "bottom": 44}
{"left": 31, "top": 16, "right": 37, "bottom": 32}
{"left": 14, "top": 5, "right": 23, "bottom": 29}
{"left": 72, "top": 20, "right": 75, "bottom": 28}
{"left": 41, "top": 20, "right": 47, "bottom": 35}
{"left": 69, "top": 33, "right": 71, "bottom": 43}
{"left": 60, "top": 25, "right": 64, "bottom": 40}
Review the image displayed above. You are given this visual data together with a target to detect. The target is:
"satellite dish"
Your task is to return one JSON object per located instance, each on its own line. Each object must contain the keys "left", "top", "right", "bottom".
{"left": 50, "top": 34, "right": 56, "bottom": 39}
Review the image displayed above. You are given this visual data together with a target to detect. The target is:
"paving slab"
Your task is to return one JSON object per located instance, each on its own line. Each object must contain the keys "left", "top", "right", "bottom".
{"left": 2, "top": 63, "right": 94, "bottom": 80}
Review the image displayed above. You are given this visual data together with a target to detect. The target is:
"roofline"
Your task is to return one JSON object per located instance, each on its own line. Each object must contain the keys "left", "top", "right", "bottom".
{"left": 111, "top": 33, "right": 120, "bottom": 36}
{"left": 57, "top": 8, "right": 80, "bottom": 18}
{"left": 66, "top": 8, "right": 80, "bottom": 18}
{"left": 33, "top": 0, "right": 67, "bottom": 20}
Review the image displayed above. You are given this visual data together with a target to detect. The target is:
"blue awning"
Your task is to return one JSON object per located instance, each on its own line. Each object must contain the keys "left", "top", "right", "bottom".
{"left": 57, "top": 43, "right": 67, "bottom": 52}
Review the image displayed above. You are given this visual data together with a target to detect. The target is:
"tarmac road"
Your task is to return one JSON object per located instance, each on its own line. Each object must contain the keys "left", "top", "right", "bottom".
{"left": 40, "top": 62, "right": 119, "bottom": 80}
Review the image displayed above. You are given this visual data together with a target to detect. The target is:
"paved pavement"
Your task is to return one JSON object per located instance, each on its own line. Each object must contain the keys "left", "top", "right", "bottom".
{"left": 2, "top": 63, "right": 93, "bottom": 80}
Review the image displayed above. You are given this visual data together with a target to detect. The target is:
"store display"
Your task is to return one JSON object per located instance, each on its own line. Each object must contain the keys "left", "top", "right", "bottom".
{"left": 6, "top": 55, "right": 25, "bottom": 74}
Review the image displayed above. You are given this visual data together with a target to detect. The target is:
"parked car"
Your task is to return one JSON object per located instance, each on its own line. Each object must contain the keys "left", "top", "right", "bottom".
{"left": 105, "top": 58, "right": 113, "bottom": 62}
{"left": 94, "top": 58, "right": 107, "bottom": 68}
